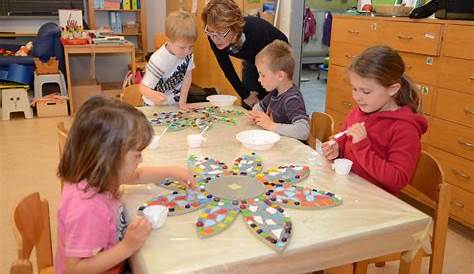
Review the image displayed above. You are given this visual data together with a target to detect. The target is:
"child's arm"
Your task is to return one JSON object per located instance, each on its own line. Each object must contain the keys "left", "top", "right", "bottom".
{"left": 139, "top": 83, "right": 167, "bottom": 105}
{"left": 128, "top": 166, "right": 196, "bottom": 188}
{"left": 348, "top": 122, "right": 421, "bottom": 194}
{"left": 66, "top": 217, "right": 151, "bottom": 274}
{"left": 178, "top": 70, "right": 193, "bottom": 111}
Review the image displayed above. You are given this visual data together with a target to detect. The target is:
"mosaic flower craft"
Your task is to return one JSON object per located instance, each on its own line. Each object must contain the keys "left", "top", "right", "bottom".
{"left": 138, "top": 153, "right": 342, "bottom": 252}
{"left": 148, "top": 106, "right": 244, "bottom": 131}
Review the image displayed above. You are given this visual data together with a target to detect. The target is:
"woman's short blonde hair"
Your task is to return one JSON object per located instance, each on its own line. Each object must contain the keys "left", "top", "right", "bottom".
{"left": 166, "top": 11, "right": 198, "bottom": 42}
{"left": 201, "top": 0, "right": 245, "bottom": 34}
{"left": 256, "top": 40, "right": 295, "bottom": 79}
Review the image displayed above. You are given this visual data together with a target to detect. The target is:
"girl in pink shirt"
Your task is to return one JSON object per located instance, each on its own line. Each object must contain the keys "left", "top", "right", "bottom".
{"left": 56, "top": 96, "right": 195, "bottom": 274}
{"left": 322, "top": 46, "right": 427, "bottom": 195}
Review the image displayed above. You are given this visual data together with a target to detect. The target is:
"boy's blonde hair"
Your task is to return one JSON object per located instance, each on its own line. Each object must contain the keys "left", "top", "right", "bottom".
{"left": 256, "top": 39, "right": 295, "bottom": 79}
{"left": 166, "top": 11, "right": 197, "bottom": 42}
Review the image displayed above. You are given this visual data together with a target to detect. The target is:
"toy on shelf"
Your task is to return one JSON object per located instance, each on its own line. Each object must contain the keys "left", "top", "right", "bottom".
{"left": 14, "top": 41, "right": 33, "bottom": 57}
{"left": 59, "top": 9, "right": 89, "bottom": 45}
{"left": 138, "top": 153, "right": 342, "bottom": 252}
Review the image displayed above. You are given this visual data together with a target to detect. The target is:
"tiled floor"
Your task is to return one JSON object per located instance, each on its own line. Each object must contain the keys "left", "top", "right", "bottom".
{"left": 1, "top": 113, "right": 472, "bottom": 274}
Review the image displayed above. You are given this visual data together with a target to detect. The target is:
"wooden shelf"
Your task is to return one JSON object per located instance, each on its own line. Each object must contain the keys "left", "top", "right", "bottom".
{"left": 87, "top": 0, "right": 147, "bottom": 58}
{"left": 0, "top": 33, "right": 37, "bottom": 38}
{"left": 95, "top": 9, "right": 141, "bottom": 12}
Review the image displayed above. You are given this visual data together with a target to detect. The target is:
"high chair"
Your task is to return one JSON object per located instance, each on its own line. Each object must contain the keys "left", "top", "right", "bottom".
{"left": 307, "top": 112, "right": 334, "bottom": 149}
{"left": 10, "top": 192, "right": 55, "bottom": 274}
{"left": 120, "top": 84, "right": 143, "bottom": 107}
{"left": 353, "top": 151, "right": 451, "bottom": 274}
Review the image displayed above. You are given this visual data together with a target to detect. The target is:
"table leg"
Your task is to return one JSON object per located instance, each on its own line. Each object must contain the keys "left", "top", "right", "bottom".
{"left": 399, "top": 249, "right": 422, "bottom": 274}
{"left": 64, "top": 50, "right": 73, "bottom": 113}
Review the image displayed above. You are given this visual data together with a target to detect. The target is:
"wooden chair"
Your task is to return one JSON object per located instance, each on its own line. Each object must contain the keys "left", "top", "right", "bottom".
{"left": 10, "top": 192, "right": 54, "bottom": 274}
{"left": 120, "top": 84, "right": 143, "bottom": 107}
{"left": 56, "top": 122, "right": 67, "bottom": 157}
{"left": 354, "top": 151, "right": 451, "bottom": 274}
{"left": 307, "top": 112, "right": 334, "bottom": 149}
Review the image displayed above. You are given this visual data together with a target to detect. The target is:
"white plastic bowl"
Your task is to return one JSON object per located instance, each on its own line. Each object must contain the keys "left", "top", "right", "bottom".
{"left": 206, "top": 95, "right": 237, "bottom": 107}
{"left": 236, "top": 130, "right": 281, "bottom": 150}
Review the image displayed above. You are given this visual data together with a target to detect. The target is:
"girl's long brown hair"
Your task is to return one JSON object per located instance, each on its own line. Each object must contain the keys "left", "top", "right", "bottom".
{"left": 348, "top": 45, "right": 421, "bottom": 113}
{"left": 58, "top": 96, "right": 153, "bottom": 197}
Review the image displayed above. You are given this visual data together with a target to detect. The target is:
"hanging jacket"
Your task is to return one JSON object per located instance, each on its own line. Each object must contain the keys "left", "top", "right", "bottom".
{"left": 322, "top": 11, "right": 332, "bottom": 47}
{"left": 303, "top": 7, "right": 316, "bottom": 43}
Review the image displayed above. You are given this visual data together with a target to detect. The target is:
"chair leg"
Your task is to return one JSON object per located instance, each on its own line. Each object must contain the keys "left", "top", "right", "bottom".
{"left": 354, "top": 261, "right": 369, "bottom": 274}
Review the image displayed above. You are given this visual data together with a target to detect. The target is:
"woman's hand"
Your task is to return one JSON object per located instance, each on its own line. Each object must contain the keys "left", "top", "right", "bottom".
{"left": 243, "top": 91, "right": 259, "bottom": 107}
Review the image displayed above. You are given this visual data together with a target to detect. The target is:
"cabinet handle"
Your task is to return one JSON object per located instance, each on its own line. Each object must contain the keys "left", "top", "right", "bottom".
{"left": 397, "top": 35, "right": 413, "bottom": 40}
{"left": 451, "top": 201, "right": 465, "bottom": 209}
{"left": 345, "top": 54, "right": 354, "bottom": 59}
{"left": 469, "top": 75, "right": 474, "bottom": 80}
{"left": 348, "top": 30, "right": 360, "bottom": 34}
{"left": 342, "top": 101, "right": 352, "bottom": 108}
{"left": 452, "top": 169, "right": 471, "bottom": 180}
{"left": 464, "top": 108, "right": 474, "bottom": 115}
{"left": 458, "top": 139, "right": 474, "bottom": 147}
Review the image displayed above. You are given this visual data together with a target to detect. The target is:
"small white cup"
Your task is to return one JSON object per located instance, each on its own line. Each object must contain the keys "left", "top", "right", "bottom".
{"left": 142, "top": 205, "right": 168, "bottom": 229}
{"left": 333, "top": 158, "right": 353, "bottom": 176}
{"left": 187, "top": 134, "right": 206, "bottom": 148}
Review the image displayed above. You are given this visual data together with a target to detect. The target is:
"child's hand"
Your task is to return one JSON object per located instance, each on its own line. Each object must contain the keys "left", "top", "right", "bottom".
{"left": 149, "top": 92, "right": 167, "bottom": 105}
{"left": 173, "top": 167, "right": 197, "bottom": 189}
{"left": 347, "top": 122, "right": 367, "bottom": 144}
{"left": 179, "top": 102, "right": 194, "bottom": 112}
{"left": 322, "top": 139, "right": 339, "bottom": 160}
{"left": 123, "top": 217, "right": 152, "bottom": 252}
{"left": 247, "top": 110, "right": 277, "bottom": 131}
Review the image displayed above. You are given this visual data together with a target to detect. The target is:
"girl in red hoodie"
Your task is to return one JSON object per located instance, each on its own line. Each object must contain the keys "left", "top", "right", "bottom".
{"left": 322, "top": 46, "right": 428, "bottom": 195}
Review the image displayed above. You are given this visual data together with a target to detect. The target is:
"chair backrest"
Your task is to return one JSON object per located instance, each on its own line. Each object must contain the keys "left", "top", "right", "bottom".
{"left": 154, "top": 33, "right": 166, "bottom": 49}
{"left": 404, "top": 151, "right": 451, "bottom": 274}
{"left": 10, "top": 192, "right": 53, "bottom": 274}
{"left": 307, "top": 112, "right": 334, "bottom": 149}
{"left": 121, "top": 84, "right": 143, "bottom": 107}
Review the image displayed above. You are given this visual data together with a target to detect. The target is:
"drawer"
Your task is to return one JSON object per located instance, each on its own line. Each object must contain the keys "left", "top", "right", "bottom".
{"left": 378, "top": 21, "right": 442, "bottom": 56}
{"left": 449, "top": 185, "right": 474, "bottom": 227}
{"left": 331, "top": 18, "right": 378, "bottom": 46}
{"left": 438, "top": 57, "right": 474, "bottom": 94}
{"left": 443, "top": 24, "right": 474, "bottom": 60}
{"left": 417, "top": 84, "right": 435, "bottom": 116}
{"left": 430, "top": 146, "right": 474, "bottom": 193}
{"left": 433, "top": 88, "right": 474, "bottom": 127}
{"left": 429, "top": 118, "right": 474, "bottom": 161}
{"left": 330, "top": 42, "right": 367, "bottom": 67}
{"left": 327, "top": 65, "right": 354, "bottom": 114}
{"left": 400, "top": 53, "right": 439, "bottom": 86}
{"left": 326, "top": 108, "right": 347, "bottom": 132}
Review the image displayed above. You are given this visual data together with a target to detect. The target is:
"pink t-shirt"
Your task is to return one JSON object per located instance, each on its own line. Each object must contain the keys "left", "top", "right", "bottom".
{"left": 55, "top": 180, "right": 127, "bottom": 274}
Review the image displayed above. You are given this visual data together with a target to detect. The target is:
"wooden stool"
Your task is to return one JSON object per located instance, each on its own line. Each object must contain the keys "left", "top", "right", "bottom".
{"left": 1, "top": 88, "right": 33, "bottom": 120}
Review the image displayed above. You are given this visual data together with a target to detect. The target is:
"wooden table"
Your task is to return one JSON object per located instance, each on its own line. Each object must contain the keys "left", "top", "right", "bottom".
{"left": 63, "top": 43, "right": 136, "bottom": 112}
{"left": 121, "top": 105, "right": 432, "bottom": 274}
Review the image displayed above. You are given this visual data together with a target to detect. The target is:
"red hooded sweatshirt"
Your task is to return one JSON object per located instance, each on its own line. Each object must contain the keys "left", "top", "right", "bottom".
{"left": 336, "top": 106, "right": 428, "bottom": 195}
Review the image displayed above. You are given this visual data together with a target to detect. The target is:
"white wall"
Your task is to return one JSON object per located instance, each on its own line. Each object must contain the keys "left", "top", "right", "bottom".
{"left": 147, "top": 0, "right": 166, "bottom": 51}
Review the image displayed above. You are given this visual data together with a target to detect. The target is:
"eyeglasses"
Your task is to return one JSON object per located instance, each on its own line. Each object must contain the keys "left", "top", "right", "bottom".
{"left": 204, "top": 24, "right": 231, "bottom": 40}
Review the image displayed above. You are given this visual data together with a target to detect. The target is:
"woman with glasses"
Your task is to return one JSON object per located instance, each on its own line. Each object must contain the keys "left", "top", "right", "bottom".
{"left": 202, "top": 0, "right": 288, "bottom": 109}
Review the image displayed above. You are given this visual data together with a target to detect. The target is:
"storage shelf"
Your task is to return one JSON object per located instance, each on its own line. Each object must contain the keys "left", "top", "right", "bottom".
{"left": 95, "top": 9, "right": 141, "bottom": 12}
